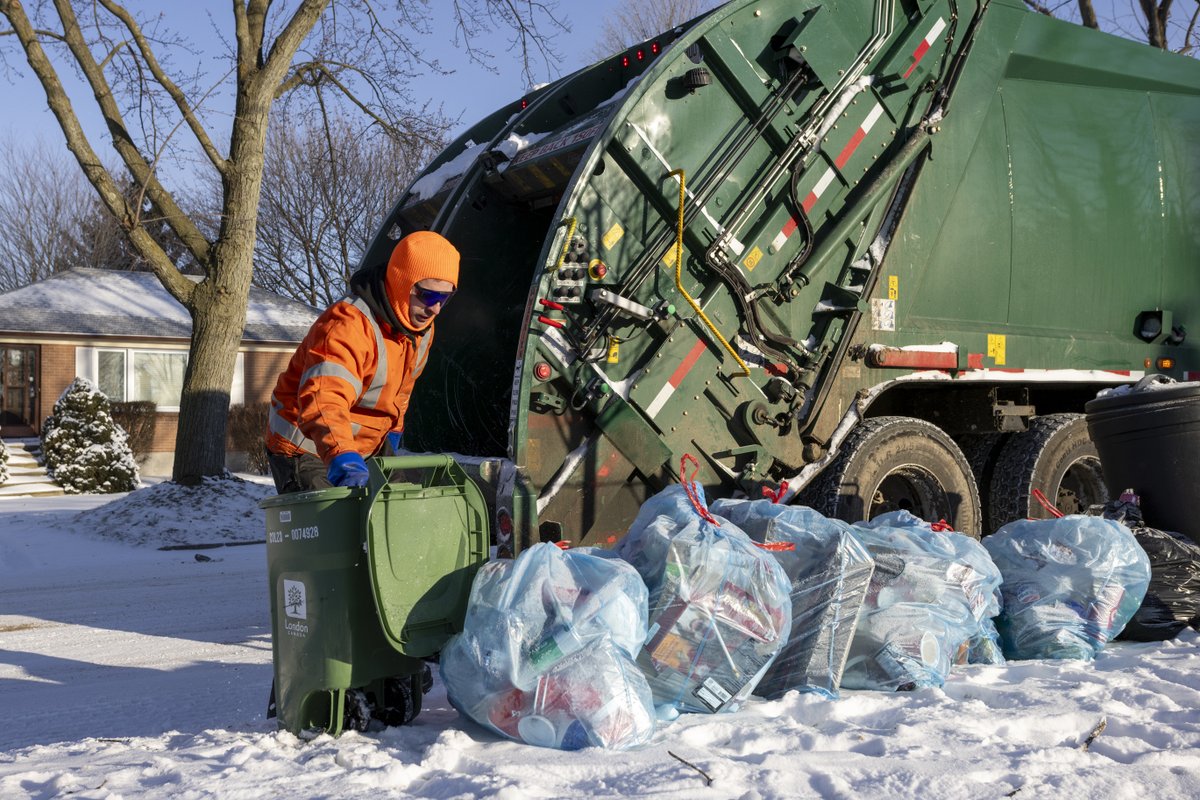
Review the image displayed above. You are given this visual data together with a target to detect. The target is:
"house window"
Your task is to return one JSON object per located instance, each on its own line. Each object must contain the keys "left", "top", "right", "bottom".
{"left": 79, "top": 347, "right": 245, "bottom": 412}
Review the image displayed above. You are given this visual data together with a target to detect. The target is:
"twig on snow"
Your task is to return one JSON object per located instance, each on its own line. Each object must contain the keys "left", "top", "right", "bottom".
{"left": 668, "top": 750, "right": 713, "bottom": 786}
{"left": 1081, "top": 716, "right": 1108, "bottom": 751}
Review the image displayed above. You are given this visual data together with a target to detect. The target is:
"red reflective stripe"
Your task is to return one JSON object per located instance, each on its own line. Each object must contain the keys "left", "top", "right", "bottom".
{"left": 968, "top": 353, "right": 984, "bottom": 369}
{"left": 781, "top": 217, "right": 799, "bottom": 237}
{"left": 903, "top": 40, "right": 931, "bottom": 79}
{"left": 669, "top": 339, "right": 708, "bottom": 388}
{"left": 801, "top": 192, "right": 818, "bottom": 213}
{"left": 835, "top": 128, "right": 867, "bottom": 169}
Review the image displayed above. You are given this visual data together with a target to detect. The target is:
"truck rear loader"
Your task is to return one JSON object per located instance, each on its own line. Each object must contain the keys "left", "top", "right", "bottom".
{"left": 361, "top": 0, "right": 1200, "bottom": 547}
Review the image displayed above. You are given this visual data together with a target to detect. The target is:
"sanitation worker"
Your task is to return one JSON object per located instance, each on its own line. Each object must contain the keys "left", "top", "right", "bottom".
{"left": 265, "top": 230, "right": 459, "bottom": 492}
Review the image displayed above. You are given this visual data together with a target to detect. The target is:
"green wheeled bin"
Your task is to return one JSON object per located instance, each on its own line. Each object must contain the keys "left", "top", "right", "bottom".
{"left": 261, "top": 455, "right": 489, "bottom": 737}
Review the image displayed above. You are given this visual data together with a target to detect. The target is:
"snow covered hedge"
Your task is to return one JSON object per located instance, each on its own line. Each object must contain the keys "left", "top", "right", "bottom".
{"left": 0, "top": 439, "right": 8, "bottom": 485}
{"left": 41, "top": 377, "right": 139, "bottom": 494}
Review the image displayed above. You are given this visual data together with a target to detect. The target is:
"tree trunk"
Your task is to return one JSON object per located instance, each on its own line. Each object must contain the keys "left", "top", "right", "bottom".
{"left": 171, "top": 98, "right": 270, "bottom": 483}
{"left": 173, "top": 278, "right": 250, "bottom": 484}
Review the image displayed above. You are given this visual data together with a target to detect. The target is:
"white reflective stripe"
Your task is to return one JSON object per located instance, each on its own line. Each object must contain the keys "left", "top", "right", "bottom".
{"left": 300, "top": 361, "right": 363, "bottom": 395}
{"left": 349, "top": 296, "right": 389, "bottom": 409}
{"left": 268, "top": 396, "right": 317, "bottom": 452}
{"left": 412, "top": 331, "right": 432, "bottom": 375}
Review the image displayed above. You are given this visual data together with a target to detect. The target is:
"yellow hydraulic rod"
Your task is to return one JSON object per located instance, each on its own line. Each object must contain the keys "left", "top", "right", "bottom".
{"left": 668, "top": 168, "right": 750, "bottom": 378}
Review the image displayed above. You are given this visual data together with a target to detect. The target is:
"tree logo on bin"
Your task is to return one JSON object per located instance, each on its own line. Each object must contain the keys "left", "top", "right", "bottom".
{"left": 283, "top": 579, "right": 307, "bottom": 619}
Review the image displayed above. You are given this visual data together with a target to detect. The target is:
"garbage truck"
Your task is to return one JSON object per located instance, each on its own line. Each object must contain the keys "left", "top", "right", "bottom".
{"left": 359, "top": 0, "right": 1200, "bottom": 547}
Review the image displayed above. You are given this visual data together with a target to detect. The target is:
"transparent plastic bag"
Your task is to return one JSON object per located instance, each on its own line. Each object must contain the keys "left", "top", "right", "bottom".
{"left": 615, "top": 476, "right": 792, "bottom": 713}
{"left": 711, "top": 498, "right": 874, "bottom": 699}
{"left": 984, "top": 515, "right": 1152, "bottom": 660}
{"left": 842, "top": 511, "right": 1003, "bottom": 691}
{"left": 440, "top": 542, "right": 656, "bottom": 750}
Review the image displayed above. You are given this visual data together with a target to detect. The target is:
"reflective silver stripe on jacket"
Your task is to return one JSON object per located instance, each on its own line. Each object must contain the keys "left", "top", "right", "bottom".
{"left": 298, "top": 360, "right": 363, "bottom": 396}
{"left": 412, "top": 329, "right": 432, "bottom": 375}
{"left": 268, "top": 396, "right": 317, "bottom": 453}
{"left": 349, "top": 296, "right": 389, "bottom": 409}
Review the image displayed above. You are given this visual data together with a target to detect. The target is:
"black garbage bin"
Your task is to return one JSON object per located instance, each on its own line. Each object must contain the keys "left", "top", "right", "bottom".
{"left": 1085, "top": 376, "right": 1200, "bottom": 545}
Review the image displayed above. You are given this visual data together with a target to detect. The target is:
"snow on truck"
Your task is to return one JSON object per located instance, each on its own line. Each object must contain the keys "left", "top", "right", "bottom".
{"left": 361, "top": 0, "right": 1200, "bottom": 546}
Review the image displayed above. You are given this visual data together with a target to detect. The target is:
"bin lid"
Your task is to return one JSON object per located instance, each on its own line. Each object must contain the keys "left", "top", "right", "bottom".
{"left": 365, "top": 456, "right": 490, "bottom": 658}
{"left": 1085, "top": 375, "right": 1200, "bottom": 414}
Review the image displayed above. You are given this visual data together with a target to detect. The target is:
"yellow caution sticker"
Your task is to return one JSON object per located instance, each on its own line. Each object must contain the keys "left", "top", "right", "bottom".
{"left": 888, "top": 275, "right": 898, "bottom": 300}
{"left": 607, "top": 338, "right": 620, "bottom": 364}
{"left": 743, "top": 246, "right": 764, "bottom": 272}
{"left": 661, "top": 248, "right": 680, "bottom": 268}
{"left": 987, "top": 334, "right": 1006, "bottom": 366}
{"left": 602, "top": 223, "right": 624, "bottom": 250}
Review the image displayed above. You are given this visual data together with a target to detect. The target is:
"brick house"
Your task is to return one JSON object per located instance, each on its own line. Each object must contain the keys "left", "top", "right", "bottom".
{"left": 0, "top": 268, "right": 318, "bottom": 475}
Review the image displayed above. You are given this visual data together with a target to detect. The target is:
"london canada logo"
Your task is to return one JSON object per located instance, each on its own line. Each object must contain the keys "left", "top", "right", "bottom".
{"left": 283, "top": 579, "right": 309, "bottom": 637}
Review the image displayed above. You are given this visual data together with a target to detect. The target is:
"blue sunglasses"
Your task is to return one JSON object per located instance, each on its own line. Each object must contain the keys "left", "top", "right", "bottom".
{"left": 413, "top": 285, "right": 455, "bottom": 308}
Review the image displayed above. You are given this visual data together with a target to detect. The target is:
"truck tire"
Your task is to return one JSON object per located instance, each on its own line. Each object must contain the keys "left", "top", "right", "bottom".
{"left": 801, "top": 416, "right": 983, "bottom": 537}
{"left": 955, "top": 433, "right": 1011, "bottom": 534}
{"left": 987, "top": 413, "right": 1108, "bottom": 530}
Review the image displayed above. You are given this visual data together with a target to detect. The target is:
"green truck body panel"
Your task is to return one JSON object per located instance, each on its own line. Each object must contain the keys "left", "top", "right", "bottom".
{"left": 364, "top": 0, "right": 1200, "bottom": 549}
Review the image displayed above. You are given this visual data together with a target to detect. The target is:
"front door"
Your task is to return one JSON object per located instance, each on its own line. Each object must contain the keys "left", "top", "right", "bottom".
{"left": 0, "top": 346, "right": 38, "bottom": 435}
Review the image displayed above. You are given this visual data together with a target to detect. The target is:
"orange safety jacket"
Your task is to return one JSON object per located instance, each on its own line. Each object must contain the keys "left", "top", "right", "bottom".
{"left": 266, "top": 294, "right": 433, "bottom": 462}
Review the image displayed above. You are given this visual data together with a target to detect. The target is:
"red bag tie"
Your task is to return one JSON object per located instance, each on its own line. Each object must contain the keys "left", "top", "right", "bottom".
{"left": 679, "top": 454, "right": 718, "bottom": 524}
{"left": 760, "top": 480, "right": 789, "bottom": 504}
{"left": 754, "top": 541, "right": 796, "bottom": 552}
{"left": 1031, "top": 488, "right": 1065, "bottom": 518}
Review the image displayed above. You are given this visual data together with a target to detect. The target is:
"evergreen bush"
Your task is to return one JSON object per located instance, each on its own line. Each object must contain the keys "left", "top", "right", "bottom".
{"left": 41, "top": 377, "right": 140, "bottom": 494}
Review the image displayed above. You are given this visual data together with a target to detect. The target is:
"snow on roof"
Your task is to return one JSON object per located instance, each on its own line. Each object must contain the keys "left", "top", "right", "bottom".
{"left": 0, "top": 268, "right": 319, "bottom": 343}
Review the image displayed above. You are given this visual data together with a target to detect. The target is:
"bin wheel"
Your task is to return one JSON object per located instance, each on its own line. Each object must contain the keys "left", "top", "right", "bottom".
{"left": 799, "top": 416, "right": 982, "bottom": 537}
{"left": 988, "top": 413, "right": 1108, "bottom": 530}
{"left": 343, "top": 688, "right": 373, "bottom": 733}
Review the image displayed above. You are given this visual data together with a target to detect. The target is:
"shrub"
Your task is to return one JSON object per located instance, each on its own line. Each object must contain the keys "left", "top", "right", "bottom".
{"left": 228, "top": 401, "right": 270, "bottom": 475}
{"left": 110, "top": 400, "right": 158, "bottom": 466}
{"left": 0, "top": 439, "right": 8, "bottom": 485}
{"left": 41, "top": 377, "right": 139, "bottom": 494}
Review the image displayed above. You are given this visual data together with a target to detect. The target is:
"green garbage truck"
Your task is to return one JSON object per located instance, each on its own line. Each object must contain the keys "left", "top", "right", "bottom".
{"left": 265, "top": 0, "right": 1200, "bottom": 736}
{"left": 359, "top": 0, "right": 1199, "bottom": 547}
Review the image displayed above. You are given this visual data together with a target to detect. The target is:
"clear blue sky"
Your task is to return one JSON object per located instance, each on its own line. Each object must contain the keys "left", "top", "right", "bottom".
{"left": 0, "top": 1, "right": 636, "bottom": 154}
{"left": 0, "top": 1, "right": 1171, "bottom": 158}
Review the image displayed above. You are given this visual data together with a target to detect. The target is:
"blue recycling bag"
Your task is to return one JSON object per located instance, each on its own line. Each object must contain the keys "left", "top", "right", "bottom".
{"left": 440, "top": 542, "right": 656, "bottom": 750}
{"left": 843, "top": 511, "right": 1004, "bottom": 691}
{"left": 984, "top": 515, "right": 1151, "bottom": 660}
{"left": 711, "top": 498, "right": 874, "bottom": 699}
{"left": 615, "top": 481, "right": 792, "bottom": 713}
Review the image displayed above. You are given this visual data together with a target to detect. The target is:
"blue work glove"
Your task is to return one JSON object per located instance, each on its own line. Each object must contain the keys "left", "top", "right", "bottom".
{"left": 385, "top": 430, "right": 404, "bottom": 455}
{"left": 327, "top": 452, "right": 369, "bottom": 487}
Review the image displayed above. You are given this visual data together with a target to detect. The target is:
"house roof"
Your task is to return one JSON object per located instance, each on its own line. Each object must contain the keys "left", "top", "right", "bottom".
{"left": 0, "top": 268, "right": 320, "bottom": 343}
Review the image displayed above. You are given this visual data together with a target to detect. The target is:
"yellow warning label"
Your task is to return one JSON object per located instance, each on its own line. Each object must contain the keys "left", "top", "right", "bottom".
{"left": 743, "top": 246, "right": 764, "bottom": 272}
{"left": 607, "top": 339, "right": 620, "bottom": 364}
{"left": 602, "top": 223, "right": 624, "bottom": 250}
{"left": 661, "top": 248, "right": 680, "bottom": 268}
{"left": 888, "top": 275, "right": 898, "bottom": 300}
{"left": 987, "top": 334, "right": 1006, "bottom": 366}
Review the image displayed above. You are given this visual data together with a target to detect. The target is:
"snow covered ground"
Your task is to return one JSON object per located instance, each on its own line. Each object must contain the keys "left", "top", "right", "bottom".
{"left": 2, "top": 480, "right": 1199, "bottom": 799}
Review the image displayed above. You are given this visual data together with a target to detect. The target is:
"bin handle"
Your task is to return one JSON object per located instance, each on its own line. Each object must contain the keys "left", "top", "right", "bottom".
{"left": 369, "top": 454, "right": 456, "bottom": 472}
{"left": 1132, "top": 373, "right": 1174, "bottom": 392}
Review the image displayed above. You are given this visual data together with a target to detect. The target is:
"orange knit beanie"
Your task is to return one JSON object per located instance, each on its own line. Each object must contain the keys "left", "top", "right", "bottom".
{"left": 385, "top": 231, "right": 460, "bottom": 331}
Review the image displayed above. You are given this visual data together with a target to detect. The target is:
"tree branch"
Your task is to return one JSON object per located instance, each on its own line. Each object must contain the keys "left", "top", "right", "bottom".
{"left": 96, "top": 0, "right": 228, "bottom": 176}
{"left": 0, "top": 0, "right": 197, "bottom": 304}
{"left": 48, "top": 0, "right": 213, "bottom": 278}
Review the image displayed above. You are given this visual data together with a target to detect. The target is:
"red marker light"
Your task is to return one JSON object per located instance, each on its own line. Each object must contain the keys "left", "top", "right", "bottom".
{"left": 520, "top": 98, "right": 528, "bottom": 109}
{"left": 636, "top": 49, "right": 644, "bottom": 61}
{"left": 651, "top": 41, "right": 660, "bottom": 55}
{"left": 497, "top": 509, "right": 514, "bottom": 536}
{"left": 534, "top": 362, "right": 552, "bottom": 381}
{"left": 621, "top": 55, "right": 630, "bottom": 68}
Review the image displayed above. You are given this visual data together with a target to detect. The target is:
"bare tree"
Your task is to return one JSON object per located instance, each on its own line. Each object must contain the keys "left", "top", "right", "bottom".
{"left": 1023, "top": 0, "right": 1198, "bottom": 52}
{"left": 0, "top": 1, "right": 565, "bottom": 484}
{"left": 251, "top": 114, "right": 446, "bottom": 308}
{"left": 586, "top": 0, "right": 721, "bottom": 61}
{"left": 0, "top": 140, "right": 93, "bottom": 290}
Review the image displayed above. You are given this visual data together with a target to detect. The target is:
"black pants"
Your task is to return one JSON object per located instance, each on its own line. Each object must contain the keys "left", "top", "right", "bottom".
{"left": 267, "top": 450, "right": 331, "bottom": 494}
